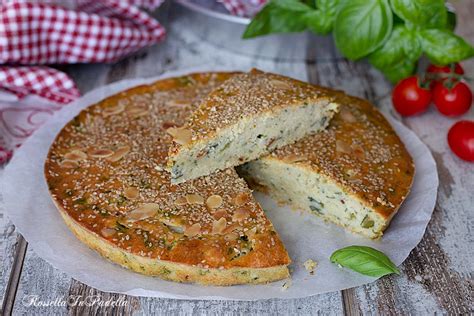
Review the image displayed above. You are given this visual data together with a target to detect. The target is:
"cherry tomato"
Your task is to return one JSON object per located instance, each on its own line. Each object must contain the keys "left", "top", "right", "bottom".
{"left": 427, "top": 63, "right": 464, "bottom": 76}
{"left": 432, "top": 81, "right": 472, "bottom": 116}
{"left": 447, "top": 120, "right": 474, "bottom": 162}
{"left": 392, "top": 76, "right": 432, "bottom": 116}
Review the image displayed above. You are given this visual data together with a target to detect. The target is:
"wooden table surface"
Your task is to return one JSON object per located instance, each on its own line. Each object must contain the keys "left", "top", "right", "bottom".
{"left": 1, "top": 2, "right": 473, "bottom": 315}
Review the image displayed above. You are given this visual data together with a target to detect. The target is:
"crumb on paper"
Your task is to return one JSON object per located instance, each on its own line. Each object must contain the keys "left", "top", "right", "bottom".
{"left": 281, "top": 279, "right": 292, "bottom": 291}
{"left": 303, "top": 259, "right": 318, "bottom": 275}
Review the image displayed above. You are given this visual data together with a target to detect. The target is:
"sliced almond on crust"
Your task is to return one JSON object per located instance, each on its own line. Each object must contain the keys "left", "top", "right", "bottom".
{"left": 102, "top": 103, "right": 125, "bottom": 117}
{"left": 166, "top": 224, "right": 184, "bottom": 234}
{"left": 233, "top": 192, "right": 250, "bottom": 206}
{"left": 126, "top": 106, "right": 148, "bottom": 117}
{"left": 88, "top": 149, "right": 114, "bottom": 158}
{"left": 126, "top": 203, "right": 160, "bottom": 222}
{"left": 285, "top": 154, "right": 306, "bottom": 163}
{"left": 100, "top": 227, "right": 116, "bottom": 237}
{"left": 174, "top": 196, "right": 188, "bottom": 206}
{"left": 346, "top": 168, "right": 357, "bottom": 178}
{"left": 212, "top": 217, "right": 227, "bottom": 235}
{"left": 340, "top": 108, "right": 357, "bottom": 123}
{"left": 124, "top": 187, "right": 139, "bottom": 200}
{"left": 336, "top": 140, "right": 351, "bottom": 154}
{"left": 161, "top": 219, "right": 185, "bottom": 234}
{"left": 270, "top": 79, "right": 291, "bottom": 90}
{"left": 166, "top": 127, "right": 193, "bottom": 145}
{"left": 186, "top": 194, "right": 204, "bottom": 205}
{"left": 213, "top": 209, "right": 227, "bottom": 220}
{"left": 232, "top": 207, "right": 250, "bottom": 222}
{"left": 184, "top": 223, "right": 201, "bottom": 237}
{"left": 223, "top": 223, "right": 241, "bottom": 234}
{"left": 161, "top": 121, "right": 178, "bottom": 130}
{"left": 246, "top": 227, "right": 258, "bottom": 239}
{"left": 106, "top": 145, "right": 130, "bottom": 162}
{"left": 60, "top": 160, "right": 79, "bottom": 168}
{"left": 352, "top": 144, "right": 365, "bottom": 159}
{"left": 206, "top": 195, "right": 223, "bottom": 209}
{"left": 166, "top": 99, "right": 189, "bottom": 108}
{"left": 64, "top": 150, "right": 87, "bottom": 161}
{"left": 224, "top": 232, "right": 239, "bottom": 241}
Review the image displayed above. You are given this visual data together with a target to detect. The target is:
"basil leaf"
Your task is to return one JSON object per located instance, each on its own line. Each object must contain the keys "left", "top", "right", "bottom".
{"left": 369, "top": 25, "right": 421, "bottom": 83}
{"left": 315, "top": 0, "right": 339, "bottom": 17}
{"left": 370, "top": 26, "right": 421, "bottom": 66}
{"left": 305, "top": 0, "right": 340, "bottom": 34}
{"left": 447, "top": 10, "right": 456, "bottom": 31}
{"left": 378, "top": 60, "right": 417, "bottom": 84}
{"left": 391, "top": 0, "right": 447, "bottom": 29}
{"left": 304, "top": 11, "right": 332, "bottom": 35}
{"left": 419, "top": 29, "right": 474, "bottom": 65}
{"left": 330, "top": 246, "right": 400, "bottom": 277}
{"left": 242, "top": 1, "right": 310, "bottom": 39}
{"left": 334, "top": 0, "right": 393, "bottom": 60}
{"left": 304, "top": 0, "right": 340, "bottom": 35}
{"left": 271, "top": 0, "right": 313, "bottom": 11}
{"left": 304, "top": 0, "right": 316, "bottom": 8}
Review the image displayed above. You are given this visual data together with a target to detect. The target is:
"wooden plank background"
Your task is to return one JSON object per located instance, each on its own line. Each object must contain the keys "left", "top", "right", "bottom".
{"left": 1, "top": 1, "right": 473, "bottom": 315}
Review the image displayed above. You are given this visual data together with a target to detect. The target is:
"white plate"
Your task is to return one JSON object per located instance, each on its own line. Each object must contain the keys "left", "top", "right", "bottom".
{"left": 1, "top": 69, "right": 438, "bottom": 300}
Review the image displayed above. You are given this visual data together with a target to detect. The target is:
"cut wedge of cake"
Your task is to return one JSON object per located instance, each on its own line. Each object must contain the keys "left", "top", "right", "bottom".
{"left": 45, "top": 72, "right": 291, "bottom": 285}
{"left": 238, "top": 92, "right": 415, "bottom": 239}
{"left": 167, "top": 69, "right": 339, "bottom": 183}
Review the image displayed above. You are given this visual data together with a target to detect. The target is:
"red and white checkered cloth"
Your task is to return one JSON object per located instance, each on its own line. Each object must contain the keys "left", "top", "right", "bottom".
{"left": 219, "top": 0, "right": 266, "bottom": 17}
{"left": 0, "top": 0, "right": 165, "bottom": 163}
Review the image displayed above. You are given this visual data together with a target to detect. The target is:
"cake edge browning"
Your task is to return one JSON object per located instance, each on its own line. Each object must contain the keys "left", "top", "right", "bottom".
{"left": 55, "top": 200, "right": 289, "bottom": 285}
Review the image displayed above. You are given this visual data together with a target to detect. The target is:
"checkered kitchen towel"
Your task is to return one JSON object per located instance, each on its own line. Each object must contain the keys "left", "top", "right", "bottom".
{"left": 0, "top": 0, "right": 165, "bottom": 163}
{"left": 219, "top": 0, "right": 266, "bottom": 17}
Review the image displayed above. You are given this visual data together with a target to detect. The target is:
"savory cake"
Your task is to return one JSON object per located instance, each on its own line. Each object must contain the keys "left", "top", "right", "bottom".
{"left": 45, "top": 72, "right": 291, "bottom": 285}
{"left": 167, "top": 69, "right": 339, "bottom": 183}
{"left": 238, "top": 92, "right": 415, "bottom": 239}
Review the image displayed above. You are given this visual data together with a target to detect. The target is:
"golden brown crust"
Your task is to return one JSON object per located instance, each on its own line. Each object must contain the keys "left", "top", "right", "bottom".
{"left": 167, "top": 68, "right": 336, "bottom": 157}
{"left": 56, "top": 199, "right": 289, "bottom": 285}
{"left": 265, "top": 91, "right": 415, "bottom": 219}
{"left": 44, "top": 72, "right": 290, "bottom": 285}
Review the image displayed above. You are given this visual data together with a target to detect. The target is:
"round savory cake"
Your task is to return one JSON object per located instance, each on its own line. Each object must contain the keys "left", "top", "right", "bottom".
{"left": 44, "top": 72, "right": 290, "bottom": 286}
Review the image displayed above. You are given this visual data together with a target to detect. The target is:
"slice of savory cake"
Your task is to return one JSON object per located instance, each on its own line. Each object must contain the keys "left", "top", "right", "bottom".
{"left": 238, "top": 92, "right": 415, "bottom": 239}
{"left": 167, "top": 69, "right": 339, "bottom": 183}
{"left": 45, "top": 72, "right": 291, "bottom": 285}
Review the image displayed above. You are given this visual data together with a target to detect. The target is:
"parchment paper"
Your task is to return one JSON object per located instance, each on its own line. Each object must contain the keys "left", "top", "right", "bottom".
{"left": 0, "top": 69, "right": 438, "bottom": 300}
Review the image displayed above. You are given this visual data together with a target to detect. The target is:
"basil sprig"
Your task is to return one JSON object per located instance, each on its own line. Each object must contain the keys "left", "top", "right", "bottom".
{"left": 334, "top": 0, "right": 393, "bottom": 60}
{"left": 243, "top": 0, "right": 474, "bottom": 83}
{"left": 330, "top": 246, "right": 400, "bottom": 277}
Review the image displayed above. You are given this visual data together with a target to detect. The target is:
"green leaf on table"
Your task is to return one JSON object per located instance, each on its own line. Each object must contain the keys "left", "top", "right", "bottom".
{"left": 242, "top": 0, "right": 311, "bottom": 38}
{"left": 334, "top": 0, "right": 393, "bottom": 60}
{"left": 369, "top": 25, "right": 421, "bottom": 83}
{"left": 391, "top": 0, "right": 447, "bottom": 29}
{"left": 419, "top": 29, "right": 474, "bottom": 65}
{"left": 330, "top": 245, "right": 400, "bottom": 277}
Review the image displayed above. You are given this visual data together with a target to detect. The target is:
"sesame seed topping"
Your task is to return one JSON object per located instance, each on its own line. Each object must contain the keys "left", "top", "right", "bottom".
{"left": 45, "top": 72, "right": 288, "bottom": 269}
{"left": 267, "top": 92, "right": 414, "bottom": 217}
